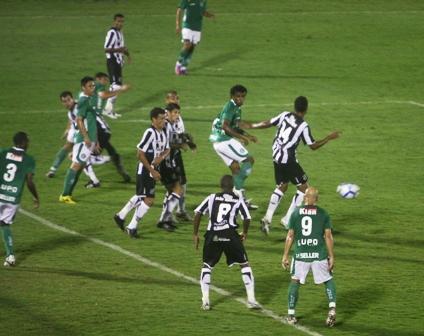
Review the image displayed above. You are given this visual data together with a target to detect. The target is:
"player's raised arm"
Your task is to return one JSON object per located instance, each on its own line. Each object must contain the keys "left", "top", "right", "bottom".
{"left": 282, "top": 229, "right": 294, "bottom": 269}
{"left": 245, "top": 119, "right": 274, "bottom": 130}
{"left": 309, "top": 131, "right": 341, "bottom": 151}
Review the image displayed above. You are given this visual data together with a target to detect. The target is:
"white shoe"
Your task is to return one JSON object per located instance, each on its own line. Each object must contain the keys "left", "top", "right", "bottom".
{"left": 260, "top": 218, "right": 270, "bottom": 235}
{"left": 280, "top": 215, "right": 289, "bottom": 229}
{"left": 286, "top": 315, "right": 298, "bottom": 325}
{"left": 326, "top": 308, "right": 336, "bottom": 327}
{"left": 4, "top": 254, "right": 15, "bottom": 267}
{"left": 201, "top": 300, "right": 210, "bottom": 311}
{"left": 91, "top": 155, "right": 111, "bottom": 165}
{"left": 103, "top": 110, "right": 119, "bottom": 119}
{"left": 247, "top": 300, "right": 261, "bottom": 309}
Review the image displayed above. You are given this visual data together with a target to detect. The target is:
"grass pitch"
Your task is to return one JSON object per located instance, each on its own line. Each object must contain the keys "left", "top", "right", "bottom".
{"left": 0, "top": 1, "right": 423, "bottom": 335}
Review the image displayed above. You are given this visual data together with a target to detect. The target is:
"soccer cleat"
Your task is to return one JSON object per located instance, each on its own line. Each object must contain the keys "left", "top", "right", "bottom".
{"left": 103, "top": 110, "right": 119, "bottom": 119}
{"left": 85, "top": 180, "right": 101, "bottom": 189}
{"left": 201, "top": 302, "right": 211, "bottom": 311}
{"left": 45, "top": 170, "right": 56, "bottom": 178}
{"left": 91, "top": 155, "right": 111, "bottom": 165}
{"left": 125, "top": 227, "right": 139, "bottom": 239}
{"left": 175, "top": 62, "right": 182, "bottom": 75}
{"left": 286, "top": 315, "right": 298, "bottom": 325}
{"left": 247, "top": 300, "right": 262, "bottom": 309}
{"left": 157, "top": 221, "right": 176, "bottom": 232}
{"left": 326, "top": 308, "right": 336, "bottom": 327}
{"left": 280, "top": 215, "right": 289, "bottom": 229}
{"left": 3, "top": 255, "right": 15, "bottom": 267}
{"left": 59, "top": 195, "right": 76, "bottom": 204}
{"left": 260, "top": 218, "right": 270, "bottom": 235}
{"left": 114, "top": 214, "right": 125, "bottom": 231}
{"left": 176, "top": 212, "right": 192, "bottom": 222}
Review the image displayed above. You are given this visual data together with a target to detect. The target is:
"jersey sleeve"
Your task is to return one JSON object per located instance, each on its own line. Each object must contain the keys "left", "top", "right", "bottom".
{"left": 221, "top": 104, "right": 234, "bottom": 122}
{"left": 137, "top": 129, "right": 154, "bottom": 152}
{"left": 237, "top": 198, "right": 251, "bottom": 220}
{"left": 194, "top": 195, "right": 211, "bottom": 215}
{"left": 76, "top": 97, "right": 88, "bottom": 118}
{"left": 104, "top": 29, "right": 116, "bottom": 49}
{"left": 270, "top": 112, "right": 288, "bottom": 127}
{"left": 301, "top": 124, "right": 315, "bottom": 145}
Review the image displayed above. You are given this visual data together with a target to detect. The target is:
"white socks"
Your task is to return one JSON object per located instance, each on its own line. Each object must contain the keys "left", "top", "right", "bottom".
{"left": 264, "top": 188, "right": 284, "bottom": 222}
{"left": 200, "top": 265, "right": 212, "bottom": 304}
{"left": 241, "top": 266, "right": 256, "bottom": 303}
{"left": 159, "top": 192, "right": 180, "bottom": 221}
{"left": 118, "top": 195, "right": 142, "bottom": 220}
{"left": 83, "top": 164, "right": 99, "bottom": 184}
{"left": 177, "top": 184, "right": 187, "bottom": 213}
{"left": 127, "top": 201, "right": 150, "bottom": 229}
{"left": 283, "top": 190, "right": 305, "bottom": 223}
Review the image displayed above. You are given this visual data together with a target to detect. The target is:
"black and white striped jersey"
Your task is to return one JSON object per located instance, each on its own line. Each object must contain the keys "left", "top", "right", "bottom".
{"left": 270, "top": 112, "right": 315, "bottom": 164}
{"left": 136, "top": 126, "right": 169, "bottom": 174}
{"left": 96, "top": 114, "right": 111, "bottom": 134}
{"left": 195, "top": 192, "right": 251, "bottom": 232}
{"left": 104, "top": 27, "right": 125, "bottom": 64}
{"left": 67, "top": 103, "right": 78, "bottom": 129}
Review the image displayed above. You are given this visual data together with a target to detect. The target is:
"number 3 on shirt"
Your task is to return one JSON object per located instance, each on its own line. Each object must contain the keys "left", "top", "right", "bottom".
{"left": 301, "top": 216, "right": 313, "bottom": 236}
{"left": 3, "top": 163, "right": 17, "bottom": 182}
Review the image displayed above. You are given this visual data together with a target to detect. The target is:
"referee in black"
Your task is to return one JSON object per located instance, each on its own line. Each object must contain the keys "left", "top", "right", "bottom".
{"left": 104, "top": 13, "right": 130, "bottom": 119}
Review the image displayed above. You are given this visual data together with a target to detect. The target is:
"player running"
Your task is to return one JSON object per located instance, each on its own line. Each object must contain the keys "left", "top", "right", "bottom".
{"left": 282, "top": 187, "right": 337, "bottom": 327}
{"left": 0, "top": 132, "right": 39, "bottom": 267}
{"left": 209, "top": 85, "right": 258, "bottom": 209}
{"left": 245, "top": 96, "right": 340, "bottom": 233}
{"left": 193, "top": 175, "right": 260, "bottom": 311}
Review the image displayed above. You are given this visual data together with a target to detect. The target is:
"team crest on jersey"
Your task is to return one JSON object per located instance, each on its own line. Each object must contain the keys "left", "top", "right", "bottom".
{"left": 6, "top": 153, "right": 23, "bottom": 162}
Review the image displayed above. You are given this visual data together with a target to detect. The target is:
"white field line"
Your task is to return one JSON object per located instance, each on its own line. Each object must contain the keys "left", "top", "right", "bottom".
{"left": 1, "top": 100, "right": 420, "bottom": 116}
{"left": 19, "top": 208, "right": 323, "bottom": 336}
{"left": 2, "top": 10, "right": 424, "bottom": 19}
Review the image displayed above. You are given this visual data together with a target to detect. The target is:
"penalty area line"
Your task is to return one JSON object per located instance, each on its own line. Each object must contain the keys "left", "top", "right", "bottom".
{"left": 19, "top": 208, "right": 323, "bottom": 336}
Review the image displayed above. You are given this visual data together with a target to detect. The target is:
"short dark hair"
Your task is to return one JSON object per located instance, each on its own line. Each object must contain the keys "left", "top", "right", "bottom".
{"left": 165, "top": 103, "right": 180, "bottom": 112}
{"left": 230, "top": 85, "right": 247, "bottom": 96}
{"left": 95, "top": 72, "right": 109, "bottom": 79}
{"left": 220, "top": 175, "right": 234, "bottom": 191}
{"left": 59, "top": 91, "right": 73, "bottom": 99}
{"left": 166, "top": 90, "right": 178, "bottom": 96}
{"left": 294, "top": 96, "right": 308, "bottom": 113}
{"left": 150, "top": 107, "right": 166, "bottom": 120}
{"left": 114, "top": 13, "right": 124, "bottom": 20}
{"left": 81, "top": 76, "right": 95, "bottom": 87}
{"left": 13, "top": 132, "right": 29, "bottom": 146}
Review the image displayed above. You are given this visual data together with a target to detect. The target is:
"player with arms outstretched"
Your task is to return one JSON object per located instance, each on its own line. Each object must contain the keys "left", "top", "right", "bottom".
{"left": 282, "top": 187, "right": 337, "bottom": 326}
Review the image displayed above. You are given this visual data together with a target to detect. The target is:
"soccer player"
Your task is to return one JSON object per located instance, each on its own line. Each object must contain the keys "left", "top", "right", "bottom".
{"left": 282, "top": 187, "right": 337, "bottom": 327}
{"left": 246, "top": 96, "right": 340, "bottom": 233}
{"left": 45, "top": 91, "right": 78, "bottom": 178}
{"left": 193, "top": 175, "right": 260, "bottom": 311}
{"left": 164, "top": 91, "right": 196, "bottom": 221}
{"left": 104, "top": 13, "right": 131, "bottom": 118}
{"left": 114, "top": 108, "right": 169, "bottom": 238}
{"left": 175, "top": 0, "right": 214, "bottom": 75}
{"left": 209, "top": 85, "right": 258, "bottom": 209}
{"left": 0, "top": 132, "right": 39, "bottom": 267}
{"left": 92, "top": 72, "right": 131, "bottom": 184}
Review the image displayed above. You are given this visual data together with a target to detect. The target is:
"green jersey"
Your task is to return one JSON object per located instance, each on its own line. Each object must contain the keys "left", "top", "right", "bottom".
{"left": 288, "top": 205, "right": 332, "bottom": 262}
{"left": 95, "top": 82, "right": 107, "bottom": 116}
{"left": 0, "top": 147, "right": 35, "bottom": 205}
{"left": 209, "top": 100, "right": 242, "bottom": 143}
{"left": 74, "top": 93, "right": 98, "bottom": 143}
{"left": 179, "top": 0, "right": 207, "bottom": 31}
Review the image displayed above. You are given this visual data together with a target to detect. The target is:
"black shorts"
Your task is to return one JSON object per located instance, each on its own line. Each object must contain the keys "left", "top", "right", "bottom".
{"left": 136, "top": 169, "right": 156, "bottom": 198}
{"left": 159, "top": 163, "right": 180, "bottom": 188}
{"left": 97, "top": 125, "right": 111, "bottom": 149}
{"left": 174, "top": 151, "right": 187, "bottom": 185}
{"left": 274, "top": 161, "right": 308, "bottom": 186}
{"left": 106, "top": 57, "right": 123, "bottom": 85}
{"left": 203, "top": 230, "right": 248, "bottom": 268}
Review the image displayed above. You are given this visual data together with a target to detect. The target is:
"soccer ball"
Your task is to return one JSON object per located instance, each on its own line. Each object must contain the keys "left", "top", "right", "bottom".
{"left": 337, "top": 183, "right": 360, "bottom": 199}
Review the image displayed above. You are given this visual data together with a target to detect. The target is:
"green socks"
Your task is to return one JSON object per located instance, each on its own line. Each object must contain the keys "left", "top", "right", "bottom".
{"left": 234, "top": 161, "right": 253, "bottom": 190}
{"left": 178, "top": 48, "right": 191, "bottom": 66}
{"left": 51, "top": 147, "right": 68, "bottom": 171}
{"left": 62, "top": 168, "right": 79, "bottom": 196}
{"left": 325, "top": 279, "right": 337, "bottom": 306}
{"left": 288, "top": 281, "right": 300, "bottom": 312}
{"left": 1, "top": 224, "right": 14, "bottom": 256}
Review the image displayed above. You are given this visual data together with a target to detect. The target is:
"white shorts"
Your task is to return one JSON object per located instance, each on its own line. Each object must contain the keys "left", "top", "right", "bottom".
{"left": 213, "top": 138, "right": 249, "bottom": 166}
{"left": 290, "top": 259, "right": 333, "bottom": 285}
{"left": 66, "top": 128, "right": 76, "bottom": 143}
{"left": 181, "top": 28, "right": 201, "bottom": 44}
{"left": 72, "top": 142, "right": 95, "bottom": 164}
{"left": 0, "top": 202, "right": 19, "bottom": 225}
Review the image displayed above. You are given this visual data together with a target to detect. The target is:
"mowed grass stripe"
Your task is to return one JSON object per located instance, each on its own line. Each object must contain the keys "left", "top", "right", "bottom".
{"left": 19, "top": 208, "right": 324, "bottom": 336}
